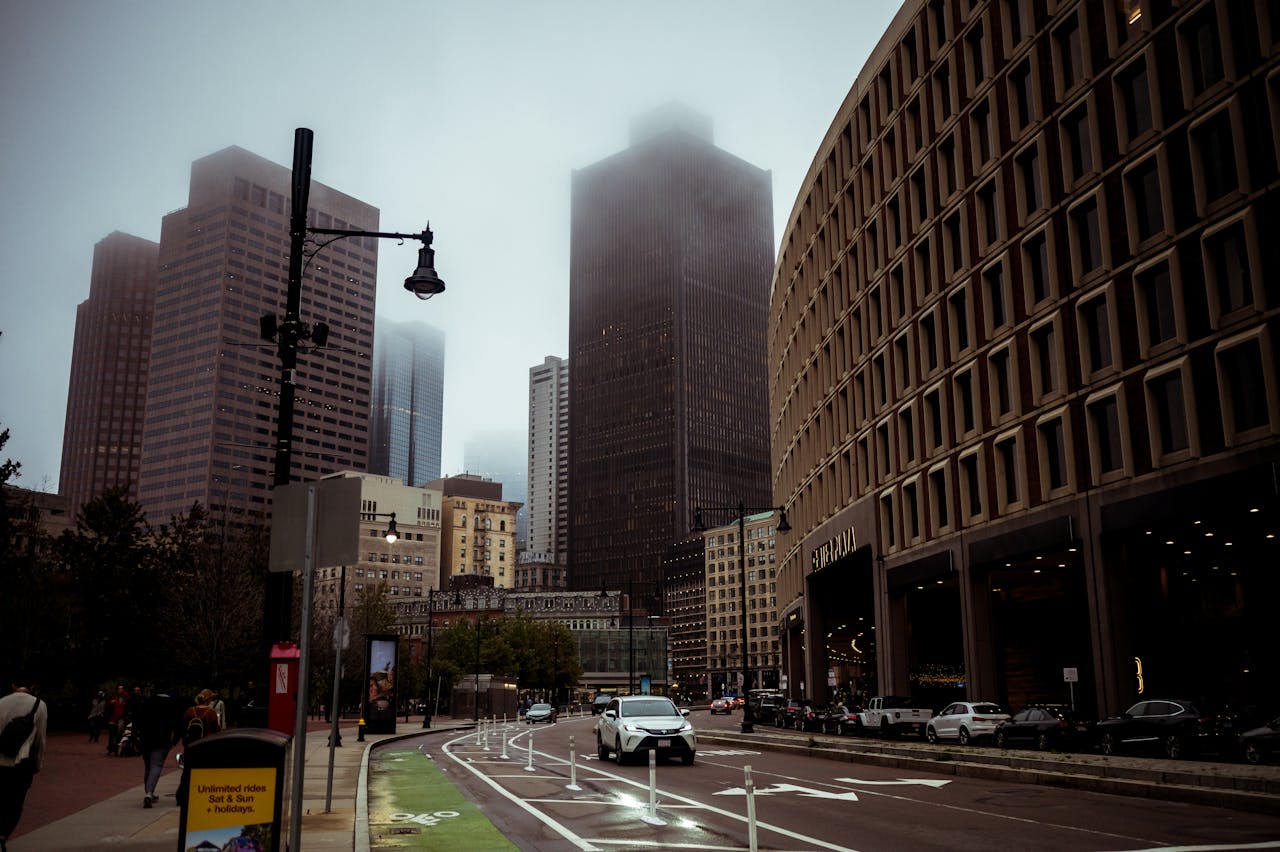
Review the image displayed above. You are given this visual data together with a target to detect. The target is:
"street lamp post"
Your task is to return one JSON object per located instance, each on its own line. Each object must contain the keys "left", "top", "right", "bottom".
{"left": 693, "top": 503, "right": 791, "bottom": 734}
{"left": 422, "top": 588, "right": 435, "bottom": 729}
{"left": 264, "top": 127, "right": 446, "bottom": 653}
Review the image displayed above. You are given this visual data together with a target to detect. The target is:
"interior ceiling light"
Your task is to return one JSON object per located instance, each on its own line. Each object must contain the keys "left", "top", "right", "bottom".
{"left": 1250, "top": 507, "right": 1260, "bottom": 513}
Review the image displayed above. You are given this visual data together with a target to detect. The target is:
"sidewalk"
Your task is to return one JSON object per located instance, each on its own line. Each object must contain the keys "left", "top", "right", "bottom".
{"left": 8, "top": 716, "right": 471, "bottom": 851}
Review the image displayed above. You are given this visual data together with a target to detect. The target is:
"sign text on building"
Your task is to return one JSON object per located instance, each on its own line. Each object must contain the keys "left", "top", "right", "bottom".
{"left": 811, "top": 528, "right": 857, "bottom": 571}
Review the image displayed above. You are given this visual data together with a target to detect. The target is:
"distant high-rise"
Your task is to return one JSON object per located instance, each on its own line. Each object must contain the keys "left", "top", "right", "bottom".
{"left": 137, "top": 146, "right": 379, "bottom": 523}
{"left": 60, "top": 231, "right": 159, "bottom": 513}
{"left": 568, "top": 104, "right": 774, "bottom": 594}
{"left": 369, "top": 319, "right": 445, "bottom": 486}
{"left": 463, "top": 430, "right": 527, "bottom": 549}
{"left": 526, "top": 355, "right": 569, "bottom": 563}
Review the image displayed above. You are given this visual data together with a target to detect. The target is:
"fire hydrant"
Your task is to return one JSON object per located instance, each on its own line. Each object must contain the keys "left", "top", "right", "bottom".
{"left": 357, "top": 718, "right": 366, "bottom": 742}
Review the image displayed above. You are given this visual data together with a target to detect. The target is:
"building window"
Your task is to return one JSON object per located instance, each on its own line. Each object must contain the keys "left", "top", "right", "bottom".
{"left": 1123, "top": 152, "right": 1166, "bottom": 248}
{"left": 959, "top": 449, "right": 984, "bottom": 520}
{"left": 954, "top": 364, "right": 978, "bottom": 436}
{"left": 988, "top": 344, "right": 1016, "bottom": 419}
{"left": 928, "top": 464, "right": 951, "bottom": 533}
{"left": 880, "top": 491, "right": 897, "bottom": 549}
{"left": 1113, "top": 52, "right": 1155, "bottom": 148}
{"left": 943, "top": 209, "right": 965, "bottom": 274}
{"left": 1086, "top": 390, "right": 1127, "bottom": 480}
{"left": 938, "top": 135, "right": 958, "bottom": 200}
{"left": 1178, "top": 3, "right": 1226, "bottom": 102}
{"left": 994, "top": 429, "right": 1022, "bottom": 510}
{"left": 982, "top": 258, "right": 1010, "bottom": 335}
{"left": 1053, "top": 12, "right": 1086, "bottom": 96}
{"left": 966, "top": 21, "right": 989, "bottom": 89}
{"left": 1203, "top": 213, "right": 1257, "bottom": 326}
{"left": 898, "top": 404, "right": 917, "bottom": 465}
{"left": 971, "top": 98, "right": 994, "bottom": 169}
{"left": 1077, "top": 288, "right": 1115, "bottom": 377}
{"left": 1060, "top": 100, "right": 1095, "bottom": 184}
{"left": 1029, "top": 316, "right": 1061, "bottom": 402}
{"left": 1134, "top": 254, "right": 1182, "bottom": 355}
{"left": 1003, "top": 0, "right": 1031, "bottom": 50}
{"left": 1144, "top": 361, "right": 1193, "bottom": 461}
{"left": 923, "top": 384, "right": 946, "bottom": 454}
{"left": 948, "top": 285, "right": 972, "bottom": 356}
{"left": 976, "top": 179, "right": 1001, "bottom": 249}
{"left": 1069, "top": 194, "right": 1104, "bottom": 280}
{"left": 1037, "top": 410, "right": 1070, "bottom": 494}
{"left": 1190, "top": 103, "right": 1243, "bottom": 211}
{"left": 1016, "top": 140, "right": 1045, "bottom": 223}
{"left": 1022, "top": 228, "right": 1055, "bottom": 308}
{"left": 1009, "top": 58, "right": 1037, "bottom": 133}
{"left": 919, "top": 309, "right": 940, "bottom": 375}
{"left": 1216, "top": 332, "right": 1275, "bottom": 440}
{"left": 903, "top": 478, "right": 922, "bottom": 542}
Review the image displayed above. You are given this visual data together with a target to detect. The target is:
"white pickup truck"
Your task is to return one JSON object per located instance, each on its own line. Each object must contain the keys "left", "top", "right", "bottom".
{"left": 857, "top": 696, "right": 933, "bottom": 738}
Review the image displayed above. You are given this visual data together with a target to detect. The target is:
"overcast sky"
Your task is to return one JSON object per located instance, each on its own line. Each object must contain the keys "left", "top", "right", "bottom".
{"left": 0, "top": 0, "right": 900, "bottom": 493}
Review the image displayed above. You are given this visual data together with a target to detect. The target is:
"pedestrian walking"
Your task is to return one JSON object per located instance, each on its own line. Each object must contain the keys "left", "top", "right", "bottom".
{"left": 87, "top": 690, "right": 107, "bottom": 743}
{"left": 105, "top": 684, "right": 129, "bottom": 755}
{"left": 209, "top": 689, "right": 226, "bottom": 731}
{"left": 0, "top": 679, "right": 49, "bottom": 852}
{"left": 133, "top": 686, "right": 182, "bottom": 808}
{"left": 176, "top": 690, "right": 222, "bottom": 805}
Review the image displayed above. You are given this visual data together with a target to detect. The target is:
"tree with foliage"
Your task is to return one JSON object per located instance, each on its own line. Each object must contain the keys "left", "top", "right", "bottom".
{"left": 429, "top": 616, "right": 585, "bottom": 709}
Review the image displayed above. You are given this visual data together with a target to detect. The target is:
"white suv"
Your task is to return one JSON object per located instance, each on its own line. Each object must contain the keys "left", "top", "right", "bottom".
{"left": 595, "top": 695, "right": 696, "bottom": 765}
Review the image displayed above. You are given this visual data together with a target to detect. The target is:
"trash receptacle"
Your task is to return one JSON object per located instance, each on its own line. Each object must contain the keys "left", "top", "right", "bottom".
{"left": 177, "top": 728, "right": 290, "bottom": 852}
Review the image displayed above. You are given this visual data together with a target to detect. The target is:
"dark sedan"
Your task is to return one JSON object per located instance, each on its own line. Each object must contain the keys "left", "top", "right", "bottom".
{"left": 525, "top": 703, "right": 556, "bottom": 724}
{"left": 1096, "top": 699, "right": 1237, "bottom": 759}
{"left": 994, "top": 704, "right": 1092, "bottom": 751}
{"left": 1240, "top": 715, "right": 1280, "bottom": 764}
{"left": 774, "top": 699, "right": 805, "bottom": 728}
{"left": 793, "top": 704, "right": 824, "bottom": 732}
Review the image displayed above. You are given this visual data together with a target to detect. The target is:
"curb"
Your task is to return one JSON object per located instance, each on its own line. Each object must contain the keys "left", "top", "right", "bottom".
{"left": 698, "top": 731, "right": 1280, "bottom": 816}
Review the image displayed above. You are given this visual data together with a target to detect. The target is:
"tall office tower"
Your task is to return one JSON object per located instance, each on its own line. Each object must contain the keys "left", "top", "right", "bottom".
{"left": 463, "top": 430, "right": 527, "bottom": 549}
{"left": 137, "top": 145, "right": 379, "bottom": 524}
{"left": 526, "top": 355, "right": 569, "bottom": 563}
{"left": 369, "top": 319, "right": 445, "bottom": 486}
{"left": 568, "top": 103, "right": 774, "bottom": 594}
{"left": 60, "top": 231, "right": 159, "bottom": 513}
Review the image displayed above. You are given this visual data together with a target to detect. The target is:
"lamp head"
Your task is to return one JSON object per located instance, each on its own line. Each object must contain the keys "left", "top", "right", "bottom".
{"left": 384, "top": 512, "right": 399, "bottom": 543}
{"left": 776, "top": 509, "right": 792, "bottom": 533}
{"left": 404, "top": 244, "right": 445, "bottom": 301}
{"left": 691, "top": 508, "right": 707, "bottom": 532}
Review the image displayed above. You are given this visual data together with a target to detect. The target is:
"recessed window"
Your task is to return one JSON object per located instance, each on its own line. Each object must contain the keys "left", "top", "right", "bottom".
{"left": 1029, "top": 316, "right": 1061, "bottom": 401}
{"left": 1060, "top": 101, "right": 1095, "bottom": 184}
{"left": 1086, "top": 390, "right": 1127, "bottom": 479}
{"left": 934, "top": 59, "right": 954, "bottom": 122}
{"left": 1144, "top": 362, "right": 1192, "bottom": 460}
{"left": 1003, "top": 0, "right": 1032, "bottom": 50}
{"left": 880, "top": 490, "right": 897, "bottom": 549}
{"left": 876, "top": 420, "right": 893, "bottom": 475}
{"left": 966, "top": 21, "right": 989, "bottom": 89}
{"left": 988, "top": 345, "right": 1016, "bottom": 418}
{"left": 943, "top": 209, "right": 965, "bottom": 274}
{"left": 959, "top": 449, "right": 985, "bottom": 519}
{"left": 1216, "top": 332, "right": 1275, "bottom": 440}
{"left": 948, "top": 286, "right": 972, "bottom": 355}
{"left": 982, "top": 258, "right": 1011, "bottom": 334}
{"left": 1178, "top": 4, "right": 1225, "bottom": 102}
{"left": 1077, "top": 289, "right": 1115, "bottom": 376}
{"left": 1053, "top": 13, "right": 1086, "bottom": 95}
{"left": 910, "top": 167, "right": 931, "bottom": 229}
{"left": 893, "top": 333, "right": 913, "bottom": 395}
{"left": 898, "top": 404, "right": 918, "bottom": 465}
{"left": 977, "top": 179, "right": 1001, "bottom": 249}
{"left": 971, "top": 99, "right": 994, "bottom": 168}
{"left": 1190, "top": 105, "right": 1242, "bottom": 210}
{"left": 919, "top": 310, "right": 940, "bottom": 374}
{"left": 1037, "top": 411, "right": 1071, "bottom": 493}
{"left": 994, "top": 429, "right": 1022, "bottom": 510}
{"left": 1016, "top": 141, "right": 1044, "bottom": 222}
{"left": 1113, "top": 53, "right": 1154, "bottom": 147}
{"left": 1124, "top": 152, "right": 1166, "bottom": 248}
{"left": 903, "top": 479, "right": 922, "bottom": 541}
{"left": 1069, "top": 194, "right": 1104, "bottom": 279}
{"left": 923, "top": 384, "right": 946, "bottom": 454}
{"left": 954, "top": 365, "right": 978, "bottom": 435}
{"left": 1134, "top": 254, "right": 1181, "bottom": 354}
{"left": 939, "top": 135, "right": 958, "bottom": 199}
{"left": 1009, "top": 58, "right": 1038, "bottom": 132}
{"left": 1022, "top": 229, "right": 1055, "bottom": 307}
{"left": 928, "top": 464, "right": 951, "bottom": 533}
{"left": 1203, "top": 215, "right": 1257, "bottom": 325}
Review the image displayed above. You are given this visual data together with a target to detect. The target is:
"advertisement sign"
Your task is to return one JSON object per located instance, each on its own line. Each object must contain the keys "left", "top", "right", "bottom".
{"left": 177, "top": 729, "right": 289, "bottom": 852}
{"left": 364, "top": 634, "right": 399, "bottom": 734}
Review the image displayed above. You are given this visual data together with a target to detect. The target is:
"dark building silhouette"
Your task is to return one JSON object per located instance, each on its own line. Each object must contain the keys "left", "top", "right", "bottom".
{"left": 137, "top": 145, "right": 379, "bottom": 524}
{"left": 568, "top": 104, "right": 775, "bottom": 595}
{"left": 771, "top": 0, "right": 1280, "bottom": 717}
{"left": 370, "top": 318, "right": 445, "bottom": 486}
{"left": 60, "top": 231, "right": 159, "bottom": 513}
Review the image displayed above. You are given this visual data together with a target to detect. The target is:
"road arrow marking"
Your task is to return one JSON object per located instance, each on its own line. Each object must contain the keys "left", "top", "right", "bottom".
{"left": 834, "top": 777, "right": 951, "bottom": 788}
{"left": 714, "top": 782, "right": 860, "bottom": 801}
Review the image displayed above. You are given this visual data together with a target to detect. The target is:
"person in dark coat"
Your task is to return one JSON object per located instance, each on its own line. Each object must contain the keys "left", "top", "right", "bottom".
{"left": 0, "top": 678, "right": 48, "bottom": 851}
{"left": 133, "top": 686, "right": 183, "bottom": 808}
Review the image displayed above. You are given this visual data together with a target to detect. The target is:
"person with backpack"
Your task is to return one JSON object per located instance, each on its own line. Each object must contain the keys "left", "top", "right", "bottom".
{"left": 0, "top": 679, "right": 48, "bottom": 852}
{"left": 133, "top": 685, "right": 183, "bottom": 808}
{"left": 175, "top": 690, "right": 221, "bottom": 806}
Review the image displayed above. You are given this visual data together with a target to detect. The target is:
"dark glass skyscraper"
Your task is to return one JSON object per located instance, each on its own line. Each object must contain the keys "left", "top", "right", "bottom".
{"left": 568, "top": 104, "right": 774, "bottom": 594}
{"left": 60, "top": 231, "right": 158, "bottom": 513}
{"left": 370, "top": 319, "right": 445, "bottom": 486}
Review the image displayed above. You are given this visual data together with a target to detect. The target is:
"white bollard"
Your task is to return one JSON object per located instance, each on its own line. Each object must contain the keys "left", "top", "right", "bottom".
{"left": 745, "top": 765, "right": 758, "bottom": 852}
{"left": 483, "top": 719, "right": 490, "bottom": 751}
{"left": 525, "top": 732, "right": 536, "bottom": 771}
{"left": 640, "top": 749, "right": 666, "bottom": 826}
{"left": 501, "top": 728, "right": 509, "bottom": 759}
{"left": 566, "top": 735, "right": 581, "bottom": 790}
{"left": 503, "top": 713, "right": 507, "bottom": 726}
{"left": 474, "top": 718, "right": 482, "bottom": 746}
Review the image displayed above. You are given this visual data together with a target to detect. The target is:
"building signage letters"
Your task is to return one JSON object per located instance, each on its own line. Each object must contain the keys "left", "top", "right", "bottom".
{"left": 811, "top": 528, "right": 857, "bottom": 571}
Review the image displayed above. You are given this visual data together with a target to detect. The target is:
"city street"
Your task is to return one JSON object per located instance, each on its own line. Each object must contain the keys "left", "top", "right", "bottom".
{"left": 373, "top": 711, "right": 1280, "bottom": 851}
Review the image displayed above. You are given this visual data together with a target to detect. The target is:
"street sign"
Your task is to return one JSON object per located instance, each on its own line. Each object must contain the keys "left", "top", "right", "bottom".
{"left": 268, "top": 477, "right": 361, "bottom": 572}
{"left": 1063, "top": 667, "right": 1079, "bottom": 682}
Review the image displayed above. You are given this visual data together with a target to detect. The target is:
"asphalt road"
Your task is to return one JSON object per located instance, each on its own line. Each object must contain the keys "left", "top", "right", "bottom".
{"left": 385, "top": 710, "right": 1280, "bottom": 851}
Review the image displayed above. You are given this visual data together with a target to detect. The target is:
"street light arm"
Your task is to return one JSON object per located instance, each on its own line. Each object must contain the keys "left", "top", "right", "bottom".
{"left": 308, "top": 225, "right": 436, "bottom": 244}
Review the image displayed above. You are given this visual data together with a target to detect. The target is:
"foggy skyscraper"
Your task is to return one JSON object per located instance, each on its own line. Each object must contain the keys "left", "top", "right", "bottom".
{"left": 136, "top": 145, "right": 380, "bottom": 523}
{"left": 526, "top": 355, "right": 569, "bottom": 563}
{"left": 60, "top": 231, "right": 159, "bottom": 513}
{"left": 369, "top": 318, "right": 445, "bottom": 486}
{"left": 568, "top": 104, "right": 774, "bottom": 594}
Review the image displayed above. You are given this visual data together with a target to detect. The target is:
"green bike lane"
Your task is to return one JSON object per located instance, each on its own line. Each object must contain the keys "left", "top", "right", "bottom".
{"left": 366, "top": 742, "right": 517, "bottom": 850}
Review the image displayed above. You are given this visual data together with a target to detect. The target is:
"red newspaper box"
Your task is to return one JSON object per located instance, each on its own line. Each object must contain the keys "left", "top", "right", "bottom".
{"left": 267, "top": 642, "right": 300, "bottom": 736}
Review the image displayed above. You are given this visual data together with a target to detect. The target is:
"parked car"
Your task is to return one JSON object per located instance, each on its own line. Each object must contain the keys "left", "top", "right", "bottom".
{"left": 926, "top": 701, "right": 1011, "bottom": 745}
{"left": 752, "top": 696, "right": 782, "bottom": 724}
{"left": 595, "top": 695, "right": 696, "bottom": 765}
{"left": 1096, "top": 699, "right": 1238, "bottom": 759}
{"left": 821, "top": 705, "right": 860, "bottom": 736}
{"left": 774, "top": 699, "right": 805, "bottom": 728}
{"left": 525, "top": 703, "right": 556, "bottom": 724}
{"left": 793, "top": 704, "right": 824, "bottom": 732}
{"left": 710, "top": 698, "right": 733, "bottom": 715}
{"left": 994, "top": 704, "right": 1092, "bottom": 751}
{"left": 590, "top": 694, "right": 612, "bottom": 715}
{"left": 1240, "top": 715, "right": 1280, "bottom": 764}
{"left": 858, "top": 695, "right": 933, "bottom": 738}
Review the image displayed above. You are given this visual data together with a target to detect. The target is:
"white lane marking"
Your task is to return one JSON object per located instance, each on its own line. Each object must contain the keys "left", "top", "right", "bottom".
{"left": 698, "top": 759, "right": 1162, "bottom": 847}
{"left": 1111, "top": 839, "right": 1280, "bottom": 844}
{"left": 714, "top": 782, "right": 860, "bottom": 801}
{"left": 443, "top": 730, "right": 861, "bottom": 852}
{"left": 833, "top": 777, "right": 951, "bottom": 788}
{"left": 587, "top": 840, "right": 752, "bottom": 850}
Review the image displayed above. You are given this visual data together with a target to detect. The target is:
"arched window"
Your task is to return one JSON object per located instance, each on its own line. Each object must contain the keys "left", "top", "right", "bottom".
{"left": 500, "top": 520, "right": 507, "bottom": 531}
{"left": 460, "top": 514, "right": 467, "bottom": 527}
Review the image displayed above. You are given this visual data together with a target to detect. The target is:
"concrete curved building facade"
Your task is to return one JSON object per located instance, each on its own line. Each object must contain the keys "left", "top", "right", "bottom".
{"left": 770, "top": 0, "right": 1280, "bottom": 717}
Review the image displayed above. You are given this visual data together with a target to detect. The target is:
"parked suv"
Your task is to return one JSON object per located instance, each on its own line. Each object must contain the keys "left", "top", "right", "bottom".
{"left": 752, "top": 696, "right": 782, "bottom": 724}
{"left": 1096, "top": 699, "right": 1237, "bottom": 759}
{"left": 590, "top": 694, "right": 612, "bottom": 715}
{"left": 595, "top": 695, "right": 696, "bottom": 765}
